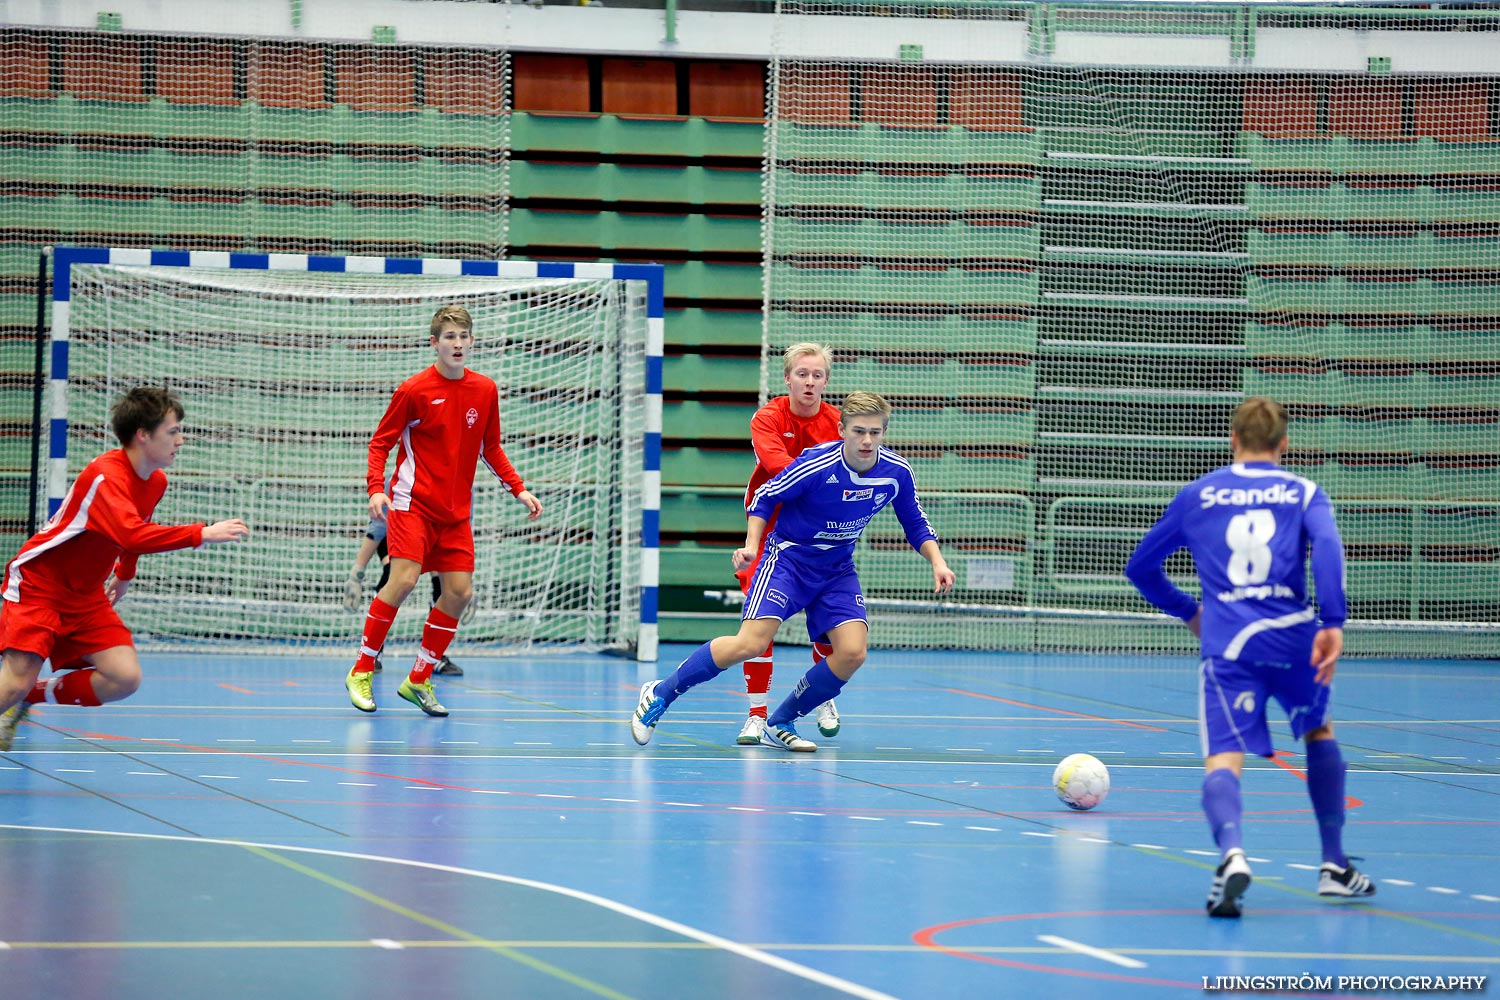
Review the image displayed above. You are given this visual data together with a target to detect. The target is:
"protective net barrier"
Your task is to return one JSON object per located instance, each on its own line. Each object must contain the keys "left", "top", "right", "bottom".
{"left": 0, "top": 25, "right": 513, "bottom": 558}
{"left": 55, "top": 263, "right": 646, "bottom": 654}
{"left": 766, "top": 2, "right": 1500, "bottom": 656}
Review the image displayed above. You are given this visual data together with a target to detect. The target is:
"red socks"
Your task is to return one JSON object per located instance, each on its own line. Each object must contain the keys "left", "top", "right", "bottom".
{"left": 411, "top": 607, "right": 460, "bottom": 684}
{"left": 354, "top": 597, "right": 398, "bottom": 673}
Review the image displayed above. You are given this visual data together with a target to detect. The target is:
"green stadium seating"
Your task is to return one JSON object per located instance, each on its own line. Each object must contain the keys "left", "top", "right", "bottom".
{"left": 904, "top": 452, "right": 1035, "bottom": 492}
{"left": 659, "top": 492, "right": 746, "bottom": 535}
{"left": 661, "top": 445, "right": 753, "bottom": 487}
{"left": 665, "top": 307, "right": 762, "bottom": 348}
{"left": 770, "top": 218, "right": 1039, "bottom": 260}
{"left": 768, "top": 313, "right": 1037, "bottom": 353}
{"left": 774, "top": 170, "right": 1039, "bottom": 212}
{"left": 778, "top": 123, "right": 1041, "bottom": 166}
{"left": 659, "top": 540, "right": 740, "bottom": 585}
{"left": 771, "top": 263, "right": 1039, "bottom": 307}
{"left": 1236, "top": 133, "right": 1500, "bottom": 176}
{"left": 662, "top": 400, "right": 757, "bottom": 440}
{"left": 1039, "top": 127, "right": 1230, "bottom": 160}
{"left": 835, "top": 354, "right": 1035, "bottom": 399}
{"left": 511, "top": 161, "right": 762, "bottom": 205}
{"left": 662, "top": 353, "right": 760, "bottom": 393}
{"left": 511, "top": 112, "right": 764, "bottom": 159}
{"left": 1247, "top": 182, "right": 1500, "bottom": 222}
{"left": 510, "top": 209, "right": 760, "bottom": 254}
{"left": 1245, "top": 321, "right": 1500, "bottom": 362}
{"left": 1246, "top": 275, "right": 1500, "bottom": 316}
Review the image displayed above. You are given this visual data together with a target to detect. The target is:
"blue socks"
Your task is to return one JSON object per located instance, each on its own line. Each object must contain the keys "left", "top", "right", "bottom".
{"left": 1202, "top": 768, "right": 1244, "bottom": 855}
{"left": 654, "top": 642, "right": 724, "bottom": 707}
{"left": 767, "top": 660, "right": 845, "bottom": 728}
{"left": 1305, "top": 737, "right": 1348, "bottom": 866}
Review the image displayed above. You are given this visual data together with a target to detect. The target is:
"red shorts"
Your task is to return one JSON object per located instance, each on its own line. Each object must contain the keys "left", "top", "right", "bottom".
{"left": 384, "top": 508, "right": 475, "bottom": 573}
{"left": 0, "top": 598, "right": 133, "bottom": 671}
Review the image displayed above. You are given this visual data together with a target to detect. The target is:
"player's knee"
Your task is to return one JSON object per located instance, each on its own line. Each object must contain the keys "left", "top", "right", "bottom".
{"left": 1304, "top": 724, "right": 1335, "bottom": 743}
{"left": 443, "top": 581, "right": 473, "bottom": 607}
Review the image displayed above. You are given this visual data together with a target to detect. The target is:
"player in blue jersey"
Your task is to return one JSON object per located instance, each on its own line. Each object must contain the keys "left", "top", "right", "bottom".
{"left": 1125, "top": 396, "right": 1375, "bottom": 918}
{"left": 631, "top": 392, "right": 955, "bottom": 752}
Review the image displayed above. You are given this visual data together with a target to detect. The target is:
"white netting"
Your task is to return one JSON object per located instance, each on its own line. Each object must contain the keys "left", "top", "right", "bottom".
{"left": 1, "top": 25, "right": 513, "bottom": 559}
{"left": 54, "top": 262, "right": 646, "bottom": 654}
{"left": 766, "top": 1, "right": 1500, "bottom": 656}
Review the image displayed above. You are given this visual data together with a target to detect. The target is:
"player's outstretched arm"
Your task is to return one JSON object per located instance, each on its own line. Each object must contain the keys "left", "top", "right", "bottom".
{"left": 919, "top": 540, "right": 955, "bottom": 594}
{"left": 515, "top": 489, "right": 542, "bottom": 520}
{"left": 202, "top": 519, "right": 251, "bottom": 544}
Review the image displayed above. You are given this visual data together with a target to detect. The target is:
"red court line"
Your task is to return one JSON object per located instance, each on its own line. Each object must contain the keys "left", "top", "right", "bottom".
{"left": 217, "top": 684, "right": 256, "bottom": 695}
{"left": 946, "top": 688, "right": 1171, "bottom": 732}
{"left": 1271, "top": 749, "right": 1364, "bottom": 808}
{"left": 913, "top": 911, "right": 1199, "bottom": 989}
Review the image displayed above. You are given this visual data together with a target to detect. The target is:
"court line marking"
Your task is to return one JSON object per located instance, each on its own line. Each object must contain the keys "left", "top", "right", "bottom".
{"left": 0, "top": 824, "right": 899, "bottom": 1000}
{"left": 1036, "top": 933, "right": 1147, "bottom": 969}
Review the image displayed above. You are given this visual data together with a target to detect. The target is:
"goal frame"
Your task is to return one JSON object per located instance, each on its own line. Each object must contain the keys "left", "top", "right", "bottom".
{"left": 43, "top": 245, "right": 664, "bottom": 662}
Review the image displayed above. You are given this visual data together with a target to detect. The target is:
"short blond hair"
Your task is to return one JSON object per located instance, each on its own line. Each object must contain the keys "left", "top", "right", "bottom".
{"left": 840, "top": 391, "right": 892, "bottom": 426}
{"left": 1231, "top": 396, "right": 1288, "bottom": 453}
{"left": 430, "top": 304, "right": 473, "bottom": 338}
{"left": 782, "top": 342, "right": 833, "bottom": 377}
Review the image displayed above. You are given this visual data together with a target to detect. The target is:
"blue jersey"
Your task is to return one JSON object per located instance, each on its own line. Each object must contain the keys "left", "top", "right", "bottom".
{"left": 747, "top": 440, "right": 937, "bottom": 565}
{"left": 1125, "top": 461, "right": 1347, "bottom": 661}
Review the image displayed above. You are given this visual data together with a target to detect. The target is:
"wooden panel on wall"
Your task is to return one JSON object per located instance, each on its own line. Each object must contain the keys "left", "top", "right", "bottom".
{"left": 251, "top": 43, "right": 328, "bottom": 109}
{"left": 1414, "top": 80, "right": 1491, "bottom": 139}
{"left": 157, "top": 41, "right": 237, "bottom": 105}
{"left": 512, "top": 53, "right": 590, "bottom": 113}
{"left": 0, "top": 34, "right": 52, "bottom": 97}
{"left": 688, "top": 61, "right": 765, "bottom": 119}
{"left": 602, "top": 58, "right": 677, "bottom": 116}
{"left": 1330, "top": 78, "right": 1403, "bottom": 138}
{"left": 862, "top": 66, "right": 938, "bottom": 126}
{"left": 335, "top": 48, "right": 417, "bottom": 112}
{"left": 775, "top": 64, "right": 852, "bottom": 124}
{"left": 950, "top": 68, "right": 1024, "bottom": 129}
{"left": 1243, "top": 78, "right": 1318, "bottom": 136}
{"left": 63, "top": 36, "right": 145, "bottom": 101}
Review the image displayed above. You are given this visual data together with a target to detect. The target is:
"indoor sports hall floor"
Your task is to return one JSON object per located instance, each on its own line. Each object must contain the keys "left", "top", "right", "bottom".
{"left": 1, "top": 644, "right": 1496, "bottom": 999}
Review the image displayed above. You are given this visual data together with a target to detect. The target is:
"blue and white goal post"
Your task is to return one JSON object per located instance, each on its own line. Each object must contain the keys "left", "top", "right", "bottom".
{"left": 44, "top": 246, "right": 662, "bottom": 661}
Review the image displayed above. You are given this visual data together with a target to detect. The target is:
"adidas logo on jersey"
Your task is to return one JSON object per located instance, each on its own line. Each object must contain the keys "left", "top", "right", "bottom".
{"left": 826, "top": 474, "right": 839, "bottom": 483}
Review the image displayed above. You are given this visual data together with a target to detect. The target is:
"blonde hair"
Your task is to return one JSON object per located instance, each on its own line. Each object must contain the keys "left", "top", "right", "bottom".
{"left": 1231, "top": 396, "right": 1288, "bottom": 453}
{"left": 430, "top": 304, "right": 473, "bottom": 338}
{"left": 840, "top": 391, "right": 892, "bottom": 425}
{"left": 782, "top": 342, "right": 833, "bottom": 377}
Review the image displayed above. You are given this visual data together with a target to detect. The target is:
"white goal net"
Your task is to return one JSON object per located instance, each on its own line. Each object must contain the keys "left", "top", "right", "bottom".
{"left": 49, "top": 256, "right": 648, "bottom": 655}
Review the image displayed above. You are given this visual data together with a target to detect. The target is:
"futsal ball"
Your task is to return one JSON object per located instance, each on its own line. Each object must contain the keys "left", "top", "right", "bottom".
{"left": 1053, "top": 753, "right": 1110, "bottom": 811}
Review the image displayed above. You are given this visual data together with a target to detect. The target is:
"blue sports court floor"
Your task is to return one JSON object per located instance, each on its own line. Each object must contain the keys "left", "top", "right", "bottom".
{"left": 1, "top": 644, "right": 1496, "bottom": 999}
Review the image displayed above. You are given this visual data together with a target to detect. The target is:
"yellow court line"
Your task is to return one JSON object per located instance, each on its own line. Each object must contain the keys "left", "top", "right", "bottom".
{"left": 242, "top": 845, "right": 638, "bottom": 1000}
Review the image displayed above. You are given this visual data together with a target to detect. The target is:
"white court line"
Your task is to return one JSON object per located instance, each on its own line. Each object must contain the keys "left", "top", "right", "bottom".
{"left": 1428, "top": 886, "right": 1461, "bottom": 895}
{"left": 1037, "top": 933, "right": 1147, "bottom": 970}
{"left": 1021, "top": 831, "right": 1055, "bottom": 838}
{"left": 370, "top": 938, "right": 404, "bottom": 950}
{"left": 1131, "top": 843, "right": 1167, "bottom": 850}
{"left": 849, "top": 816, "right": 883, "bottom": 822}
{"left": 1383, "top": 879, "right": 1416, "bottom": 886}
{"left": 966, "top": 826, "right": 1001, "bottom": 832}
{"left": 338, "top": 782, "right": 376, "bottom": 787}
{"left": 268, "top": 778, "right": 307, "bottom": 784}
{"left": 0, "top": 824, "right": 900, "bottom": 1000}
{"left": 908, "top": 821, "right": 942, "bottom": 827}
{"left": 54, "top": 769, "right": 94, "bottom": 773}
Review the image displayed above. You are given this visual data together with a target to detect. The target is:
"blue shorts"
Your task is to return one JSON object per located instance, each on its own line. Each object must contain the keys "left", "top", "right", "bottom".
{"left": 741, "top": 543, "right": 867, "bottom": 644}
{"left": 1199, "top": 655, "right": 1332, "bottom": 758}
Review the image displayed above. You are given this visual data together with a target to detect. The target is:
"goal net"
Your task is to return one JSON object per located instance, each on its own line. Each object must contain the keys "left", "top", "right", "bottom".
{"left": 765, "top": 1, "right": 1500, "bottom": 657}
{"left": 46, "top": 248, "right": 660, "bottom": 659}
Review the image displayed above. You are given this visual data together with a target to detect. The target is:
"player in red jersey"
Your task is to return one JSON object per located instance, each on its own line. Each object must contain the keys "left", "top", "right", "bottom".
{"left": 733, "top": 342, "right": 844, "bottom": 746}
{"left": 0, "top": 386, "right": 250, "bottom": 750}
{"left": 344, "top": 304, "right": 541, "bottom": 717}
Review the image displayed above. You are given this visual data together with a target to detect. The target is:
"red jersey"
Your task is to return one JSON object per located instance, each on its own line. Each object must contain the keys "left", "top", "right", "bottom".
{"left": 3, "top": 449, "right": 203, "bottom": 607}
{"left": 743, "top": 395, "right": 843, "bottom": 505}
{"left": 368, "top": 366, "right": 525, "bottom": 524}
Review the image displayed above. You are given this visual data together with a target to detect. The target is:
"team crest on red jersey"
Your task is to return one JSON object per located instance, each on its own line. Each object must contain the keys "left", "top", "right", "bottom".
{"left": 465, "top": 407, "right": 479, "bottom": 428}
